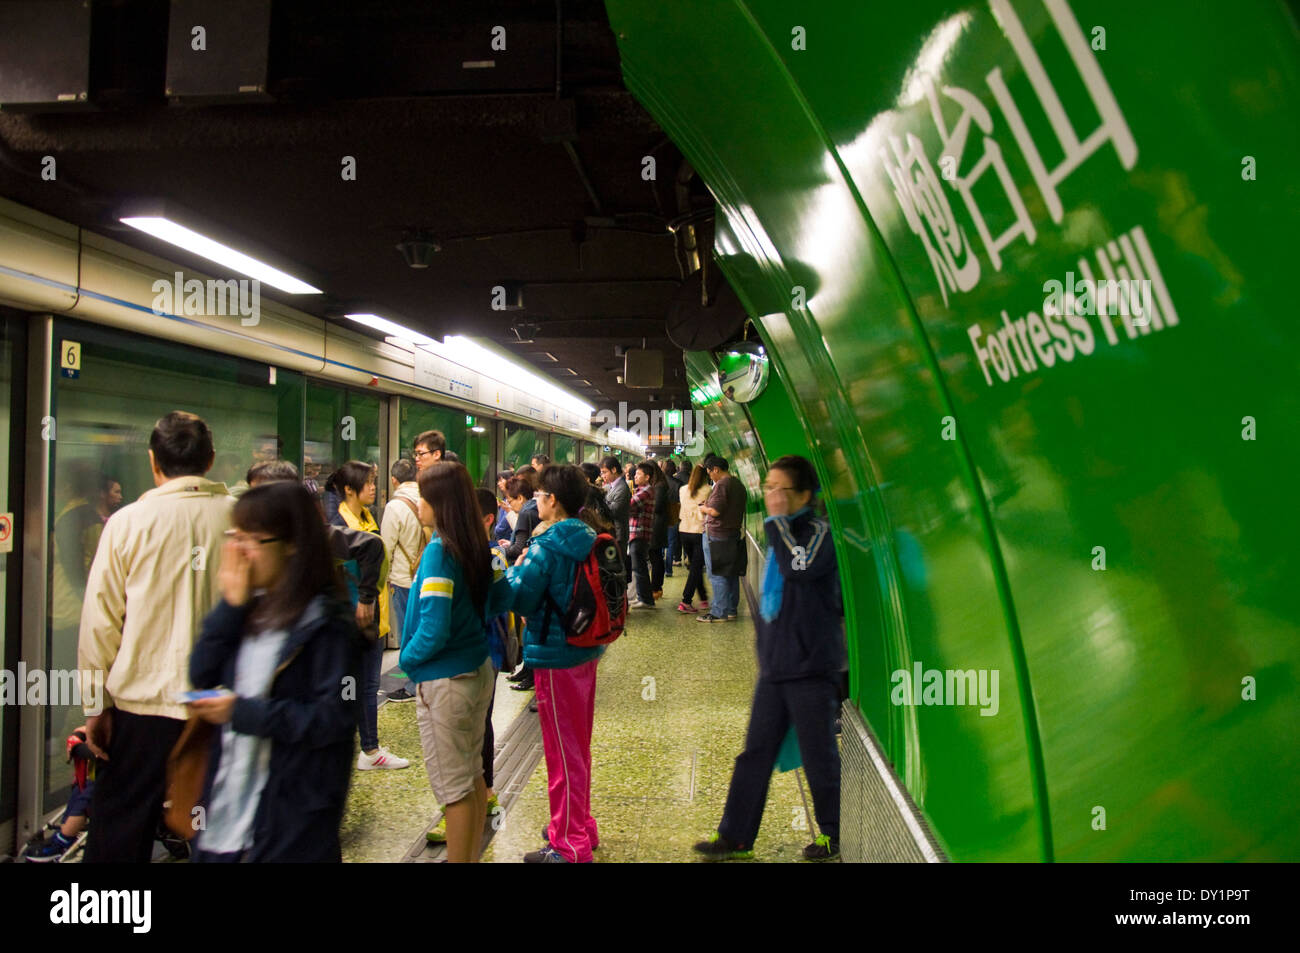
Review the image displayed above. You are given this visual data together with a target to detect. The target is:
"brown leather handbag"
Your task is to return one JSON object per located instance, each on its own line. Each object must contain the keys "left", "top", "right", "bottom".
{"left": 164, "top": 716, "right": 214, "bottom": 840}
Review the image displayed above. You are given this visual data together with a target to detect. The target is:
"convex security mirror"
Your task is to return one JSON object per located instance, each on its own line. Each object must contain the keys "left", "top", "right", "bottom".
{"left": 717, "top": 341, "right": 770, "bottom": 403}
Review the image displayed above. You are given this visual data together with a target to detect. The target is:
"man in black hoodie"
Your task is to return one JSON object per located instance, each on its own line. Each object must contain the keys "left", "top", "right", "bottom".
{"left": 694, "top": 455, "right": 843, "bottom": 862}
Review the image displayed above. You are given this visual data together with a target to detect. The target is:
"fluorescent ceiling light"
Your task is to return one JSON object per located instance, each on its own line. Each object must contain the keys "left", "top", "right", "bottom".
{"left": 119, "top": 216, "right": 322, "bottom": 294}
{"left": 344, "top": 313, "right": 436, "bottom": 347}
{"left": 434, "top": 335, "right": 594, "bottom": 417}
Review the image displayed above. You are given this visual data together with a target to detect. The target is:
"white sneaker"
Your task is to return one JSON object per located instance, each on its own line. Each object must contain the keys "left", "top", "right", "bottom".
{"left": 357, "top": 747, "right": 410, "bottom": 770}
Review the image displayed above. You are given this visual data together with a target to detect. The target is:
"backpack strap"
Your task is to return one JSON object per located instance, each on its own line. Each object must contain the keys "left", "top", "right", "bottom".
{"left": 392, "top": 496, "right": 423, "bottom": 579}
{"left": 538, "top": 552, "right": 579, "bottom": 642}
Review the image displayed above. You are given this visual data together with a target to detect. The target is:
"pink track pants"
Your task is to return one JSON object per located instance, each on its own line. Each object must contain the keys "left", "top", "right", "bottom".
{"left": 534, "top": 658, "right": 599, "bottom": 863}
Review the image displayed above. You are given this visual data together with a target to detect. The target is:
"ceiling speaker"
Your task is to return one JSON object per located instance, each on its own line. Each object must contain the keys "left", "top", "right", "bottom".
{"left": 624, "top": 349, "right": 663, "bottom": 388}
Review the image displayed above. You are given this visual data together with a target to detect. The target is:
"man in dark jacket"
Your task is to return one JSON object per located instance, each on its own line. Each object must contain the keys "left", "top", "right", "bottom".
{"left": 695, "top": 455, "right": 843, "bottom": 862}
{"left": 600, "top": 455, "right": 630, "bottom": 576}
{"left": 649, "top": 470, "right": 670, "bottom": 596}
{"left": 660, "top": 459, "right": 683, "bottom": 575}
{"left": 697, "top": 455, "right": 749, "bottom": 623}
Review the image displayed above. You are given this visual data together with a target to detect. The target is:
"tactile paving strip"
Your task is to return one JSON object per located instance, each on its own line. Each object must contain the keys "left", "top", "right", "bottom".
{"left": 404, "top": 702, "right": 544, "bottom": 862}
{"left": 840, "top": 702, "right": 946, "bottom": 863}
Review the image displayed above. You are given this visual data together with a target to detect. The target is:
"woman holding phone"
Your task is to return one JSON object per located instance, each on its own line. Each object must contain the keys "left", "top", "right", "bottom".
{"left": 187, "top": 481, "right": 362, "bottom": 863}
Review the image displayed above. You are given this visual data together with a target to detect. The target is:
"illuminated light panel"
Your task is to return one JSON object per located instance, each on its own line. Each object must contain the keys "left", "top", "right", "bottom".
{"left": 345, "top": 314, "right": 436, "bottom": 347}
{"left": 119, "top": 216, "right": 322, "bottom": 294}
{"left": 434, "top": 335, "right": 594, "bottom": 417}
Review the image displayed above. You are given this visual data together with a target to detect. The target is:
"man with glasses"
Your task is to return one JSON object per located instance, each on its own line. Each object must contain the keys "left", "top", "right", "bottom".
{"left": 696, "top": 455, "right": 748, "bottom": 623}
{"left": 78, "top": 411, "right": 235, "bottom": 862}
{"left": 412, "top": 430, "right": 445, "bottom": 470}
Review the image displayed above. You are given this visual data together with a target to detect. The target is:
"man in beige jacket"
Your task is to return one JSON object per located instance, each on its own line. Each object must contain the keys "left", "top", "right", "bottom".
{"left": 78, "top": 411, "right": 234, "bottom": 862}
{"left": 379, "top": 457, "right": 423, "bottom": 700}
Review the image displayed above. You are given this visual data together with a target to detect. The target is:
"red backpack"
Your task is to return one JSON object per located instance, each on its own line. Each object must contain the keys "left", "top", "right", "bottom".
{"left": 544, "top": 533, "right": 627, "bottom": 647}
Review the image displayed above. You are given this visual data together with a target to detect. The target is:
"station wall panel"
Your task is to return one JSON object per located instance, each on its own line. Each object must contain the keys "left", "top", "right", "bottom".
{"left": 612, "top": 0, "right": 1300, "bottom": 860}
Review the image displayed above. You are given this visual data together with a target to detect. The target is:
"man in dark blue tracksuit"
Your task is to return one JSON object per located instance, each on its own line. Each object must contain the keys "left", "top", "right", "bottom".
{"left": 695, "top": 455, "right": 844, "bottom": 861}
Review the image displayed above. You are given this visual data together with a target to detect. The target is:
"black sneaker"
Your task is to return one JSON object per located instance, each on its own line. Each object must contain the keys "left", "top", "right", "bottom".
{"left": 506, "top": 667, "right": 528, "bottom": 683}
{"left": 542, "top": 827, "right": 600, "bottom": 851}
{"left": 511, "top": 674, "right": 535, "bottom": 692}
{"left": 802, "top": 834, "right": 840, "bottom": 861}
{"left": 523, "top": 846, "right": 570, "bottom": 863}
{"left": 386, "top": 687, "right": 416, "bottom": 702}
{"left": 692, "top": 832, "right": 753, "bottom": 861}
{"left": 25, "top": 833, "right": 75, "bottom": 863}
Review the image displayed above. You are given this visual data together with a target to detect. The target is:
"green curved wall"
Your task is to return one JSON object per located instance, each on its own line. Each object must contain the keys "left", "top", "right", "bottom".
{"left": 610, "top": 0, "right": 1300, "bottom": 861}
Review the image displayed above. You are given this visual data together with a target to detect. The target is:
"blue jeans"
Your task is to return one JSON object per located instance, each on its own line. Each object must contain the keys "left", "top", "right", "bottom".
{"left": 389, "top": 584, "right": 414, "bottom": 693}
{"left": 359, "top": 633, "right": 382, "bottom": 752}
{"left": 703, "top": 535, "right": 740, "bottom": 619}
{"left": 665, "top": 526, "right": 680, "bottom": 574}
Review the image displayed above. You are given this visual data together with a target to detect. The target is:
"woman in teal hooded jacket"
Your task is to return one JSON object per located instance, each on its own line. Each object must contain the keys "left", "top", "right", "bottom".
{"left": 506, "top": 465, "right": 605, "bottom": 862}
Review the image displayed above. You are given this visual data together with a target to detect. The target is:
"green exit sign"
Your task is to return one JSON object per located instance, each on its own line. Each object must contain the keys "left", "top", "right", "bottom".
{"left": 465, "top": 415, "right": 475, "bottom": 426}
{"left": 663, "top": 409, "right": 682, "bottom": 427}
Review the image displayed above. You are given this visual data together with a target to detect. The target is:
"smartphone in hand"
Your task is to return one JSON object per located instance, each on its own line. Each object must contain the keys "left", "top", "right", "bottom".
{"left": 176, "top": 689, "right": 234, "bottom": 704}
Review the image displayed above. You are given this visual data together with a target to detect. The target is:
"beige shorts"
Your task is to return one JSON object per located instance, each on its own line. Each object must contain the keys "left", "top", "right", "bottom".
{"left": 415, "top": 660, "right": 495, "bottom": 805}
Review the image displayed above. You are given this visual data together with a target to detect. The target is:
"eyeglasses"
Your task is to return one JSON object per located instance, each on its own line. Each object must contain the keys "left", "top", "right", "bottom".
{"left": 533, "top": 490, "right": 553, "bottom": 500}
{"left": 225, "top": 530, "right": 284, "bottom": 546}
{"left": 412, "top": 449, "right": 434, "bottom": 460}
{"left": 762, "top": 483, "right": 794, "bottom": 494}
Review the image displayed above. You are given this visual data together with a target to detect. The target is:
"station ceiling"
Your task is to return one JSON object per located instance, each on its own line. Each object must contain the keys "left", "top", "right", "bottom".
{"left": 0, "top": 0, "right": 719, "bottom": 417}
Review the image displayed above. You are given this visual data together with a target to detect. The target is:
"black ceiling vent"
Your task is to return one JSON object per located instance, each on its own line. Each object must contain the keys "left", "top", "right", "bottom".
{"left": 666, "top": 267, "right": 746, "bottom": 352}
{"left": 0, "top": 0, "right": 93, "bottom": 111}
{"left": 166, "top": 0, "right": 274, "bottom": 103}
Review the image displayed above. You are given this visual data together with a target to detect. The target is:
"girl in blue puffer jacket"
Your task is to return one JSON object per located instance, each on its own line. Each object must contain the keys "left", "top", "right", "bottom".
{"left": 506, "top": 465, "right": 604, "bottom": 863}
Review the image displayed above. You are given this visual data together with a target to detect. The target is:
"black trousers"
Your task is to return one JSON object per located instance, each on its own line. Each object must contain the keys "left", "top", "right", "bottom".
{"left": 630, "top": 538, "right": 653, "bottom": 604}
{"left": 718, "top": 674, "right": 841, "bottom": 848}
{"left": 679, "top": 532, "right": 709, "bottom": 604}
{"left": 649, "top": 543, "right": 666, "bottom": 591}
{"left": 481, "top": 671, "right": 497, "bottom": 788}
{"left": 83, "top": 709, "right": 186, "bottom": 863}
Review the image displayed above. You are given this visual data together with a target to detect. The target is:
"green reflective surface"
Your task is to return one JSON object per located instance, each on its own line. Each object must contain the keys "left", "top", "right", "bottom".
{"left": 610, "top": 0, "right": 1300, "bottom": 860}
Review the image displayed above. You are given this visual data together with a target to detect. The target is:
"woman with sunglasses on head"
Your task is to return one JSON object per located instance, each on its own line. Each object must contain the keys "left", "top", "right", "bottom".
{"left": 694, "top": 455, "right": 844, "bottom": 862}
{"left": 186, "top": 481, "right": 363, "bottom": 862}
{"left": 401, "top": 462, "right": 512, "bottom": 862}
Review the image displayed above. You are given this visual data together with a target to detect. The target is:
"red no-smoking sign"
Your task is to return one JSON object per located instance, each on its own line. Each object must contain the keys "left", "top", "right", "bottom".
{"left": 0, "top": 512, "right": 13, "bottom": 553}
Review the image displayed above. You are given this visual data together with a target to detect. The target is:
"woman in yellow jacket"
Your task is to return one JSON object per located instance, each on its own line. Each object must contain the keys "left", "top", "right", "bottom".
{"left": 328, "top": 461, "right": 410, "bottom": 771}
